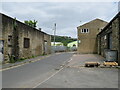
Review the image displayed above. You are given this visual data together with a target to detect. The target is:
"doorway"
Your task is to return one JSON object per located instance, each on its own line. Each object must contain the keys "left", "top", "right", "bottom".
{"left": 44, "top": 40, "right": 48, "bottom": 54}
{"left": 0, "top": 40, "right": 4, "bottom": 61}
{"left": 108, "top": 33, "right": 112, "bottom": 49}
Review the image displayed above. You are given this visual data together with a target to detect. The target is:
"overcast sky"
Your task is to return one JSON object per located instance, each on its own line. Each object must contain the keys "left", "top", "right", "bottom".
{"left": 1, "top": 2, "right": 118, "bottom": 38}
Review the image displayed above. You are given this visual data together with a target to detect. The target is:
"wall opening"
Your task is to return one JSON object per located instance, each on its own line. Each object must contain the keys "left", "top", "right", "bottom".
{"left": 44, "top": 40, "right": 48, "bottom": 54}
{"left": 0, "top": 40, "right": 4, "bottom": 61}
{"left": 24, "top": 38, "right": 30, "bottom": 48}
{"left": 8, "top": 36, "right": 12, "bottom": 47}
{"left": 108, "top": 32, "right": 112, "bottom": 49}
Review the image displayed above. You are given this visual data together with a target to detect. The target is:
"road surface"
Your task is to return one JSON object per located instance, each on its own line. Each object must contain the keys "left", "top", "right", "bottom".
{"left": 2, "top": 52, "right": 73, "bottom": 88}
{"left": 2, "top": 53, "right": 118, "bottom": 88}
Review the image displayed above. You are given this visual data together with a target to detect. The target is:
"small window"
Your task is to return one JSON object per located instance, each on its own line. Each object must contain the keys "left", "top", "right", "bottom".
{"left": 81, "top": 29, "right": 89, "bottom": 33}
{"left": 8, "top": 36, "right": 12, "bottom": 47}
{"left": 81, "top": 29, "right": 83, "bottom": 33}
{"left": 84, "top": 29, "right": 86, "bottom": 33}
{"left": 24, "top": 38, "right": 30, "bottom": 48}
{"left": 86, "top": 29, "right": 89, "bottom": 33}
{"left": 104, "top": 35, "right": 107, "bottom": 40}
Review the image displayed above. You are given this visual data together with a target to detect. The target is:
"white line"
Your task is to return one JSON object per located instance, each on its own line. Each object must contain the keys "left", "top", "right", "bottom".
{"left": 68, "top": 58, "right": 73, "bottom": 62}
{"left": 33, "top": 56, "right": 74, "bottom": 88}
{"left": 33, "top": 67, "right": 64, "bottom": 88}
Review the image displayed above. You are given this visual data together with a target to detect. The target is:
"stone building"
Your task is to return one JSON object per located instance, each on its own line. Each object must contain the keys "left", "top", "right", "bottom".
{"left": 0, "top": 13, "right": 51, "bottom": 62}
{"left": 77, "top": 19, "right": 108, "bottom": 54}
{"left": 97, "top": 12, "right": 120, "bottom": 65}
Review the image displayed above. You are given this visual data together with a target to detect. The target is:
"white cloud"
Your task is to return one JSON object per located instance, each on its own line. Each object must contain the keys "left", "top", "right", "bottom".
{"left": 1, "top": 2, "right": 118, "bottom": 38}
{"left": 1, "top": 0, "right": 120, "bottom": 2}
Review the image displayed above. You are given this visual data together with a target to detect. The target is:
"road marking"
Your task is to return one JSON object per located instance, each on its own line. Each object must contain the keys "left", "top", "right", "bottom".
{"left": 33, "top": 67, "right": 64, "bottom": 88}
{"left": 33, "top": 57, "right": 74, "bottom": 88}
{"left": 68, "top": 58, "right": 73, "bottom": 63}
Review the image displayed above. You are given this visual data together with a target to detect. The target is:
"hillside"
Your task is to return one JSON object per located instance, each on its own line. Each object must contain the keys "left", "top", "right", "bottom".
{"left": 51, "top": 35, "right": 77, "bottom": 46}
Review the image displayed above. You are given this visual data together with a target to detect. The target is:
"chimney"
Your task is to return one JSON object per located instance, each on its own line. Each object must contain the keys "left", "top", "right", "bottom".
{"left": 39, "top": 28, "right": 41, "bottom": 31}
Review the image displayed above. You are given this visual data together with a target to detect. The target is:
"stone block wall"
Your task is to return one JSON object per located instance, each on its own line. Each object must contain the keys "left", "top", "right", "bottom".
{"left": 77, "top": 19, "right": 108, "bottom": 54}
{"left": 97, "top": 12, "right": 120, "bottom": 65}
{"left": 1, "top": 13, "right": 51, "bottom": 62}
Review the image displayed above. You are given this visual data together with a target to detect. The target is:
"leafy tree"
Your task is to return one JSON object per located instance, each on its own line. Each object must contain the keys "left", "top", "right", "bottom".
{"left": 24, "top": 20, "right": 37, "bottom": 28}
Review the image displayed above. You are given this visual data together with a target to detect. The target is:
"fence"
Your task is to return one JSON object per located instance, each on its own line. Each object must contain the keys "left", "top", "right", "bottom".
{"left": 51, "top": 46, "right": 77, "bottom": 53}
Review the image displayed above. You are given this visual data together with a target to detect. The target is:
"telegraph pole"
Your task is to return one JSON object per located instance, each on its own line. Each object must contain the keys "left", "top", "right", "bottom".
{"left": 53, "top": 23, "right": 56, "bottom": 46}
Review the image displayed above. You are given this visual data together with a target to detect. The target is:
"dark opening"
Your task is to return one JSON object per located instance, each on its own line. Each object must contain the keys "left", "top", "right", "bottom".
{"left": 24, "top": 38, "right": 30, "bottom": 48}
{"left": 108, "top": 32, "right": 112, "bottom": 49}
{"left": 0, "top": 40, "right": 4, "bottom": 54}
{"left": 73, "top": 44, "right": 76, "bottom": 47}
{"left": 84, "top": 29, "right": 86, "bottom": 33}
{"left": 8, "top": 36, "right": 12, "bottom": 47}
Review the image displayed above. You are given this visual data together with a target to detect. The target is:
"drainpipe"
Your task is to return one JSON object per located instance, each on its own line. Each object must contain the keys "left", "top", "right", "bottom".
{"left": 118, "top": 12, "right": 120, "bottom": 66}
{"left": 53, "top": 23, "right": 56, "bottom": 46}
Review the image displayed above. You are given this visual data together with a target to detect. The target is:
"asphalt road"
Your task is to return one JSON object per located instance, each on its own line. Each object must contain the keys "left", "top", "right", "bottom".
{"left": 37, "top": 67, "right": 118, "bottom": 88}
{"left": 2, "top": 53, "right": 118, "bottom": 88}
{"left": 36, "top": 54, "right": 118, "bottom": 88}
{"left": 2, "top": 52, "right": 73, "bottom": 88}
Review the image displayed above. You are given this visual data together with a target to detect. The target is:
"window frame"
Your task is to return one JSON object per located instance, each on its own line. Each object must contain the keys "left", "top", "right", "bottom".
{"left": 81, "top": 28, "right": 89, "bottom": 33}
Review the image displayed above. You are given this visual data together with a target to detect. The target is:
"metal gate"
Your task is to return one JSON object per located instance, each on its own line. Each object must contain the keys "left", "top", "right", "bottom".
{"left": 0, "top": 40, "right": 4, "bottom": 61}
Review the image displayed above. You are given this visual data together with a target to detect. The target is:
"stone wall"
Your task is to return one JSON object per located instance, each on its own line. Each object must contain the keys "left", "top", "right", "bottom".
{"left": 1, "top": 13, "right": 51, "bottom": 62}
{"left": 0, "top": 13, "right": 2, "bottom": 39}
{"left": 97, "top": 12, "right": 120, "bottom": 65}
{"left": 44, "top": 34, "right": 51, "bottom": 54}
{"left": 2, "top": 14, "right": 14, "bottom": 61}
{"left": 77, "top": 19, "right": 108, "bottom": 54}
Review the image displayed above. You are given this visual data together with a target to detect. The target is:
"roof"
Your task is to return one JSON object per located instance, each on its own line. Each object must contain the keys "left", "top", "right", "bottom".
{"left": 67, "top": 41, "right": 78, "bottom": 47}
{"left": 77, "top": 18, "right": 108, "bottom": 28}
{"left": 1, "top": 13, "right": 50, "bottom": 35}
{"left": 97, "top": 12, "right": 120, "bottom": 36}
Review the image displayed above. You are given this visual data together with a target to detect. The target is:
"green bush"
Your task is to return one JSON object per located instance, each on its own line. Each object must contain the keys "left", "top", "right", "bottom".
{"left": 8, "top": 55, "right": 15, "bottom": 63}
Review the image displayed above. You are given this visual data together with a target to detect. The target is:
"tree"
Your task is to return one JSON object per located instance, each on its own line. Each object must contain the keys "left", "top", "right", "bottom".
{"left": 24, "top": 20, "right": 37, "bottom": 28}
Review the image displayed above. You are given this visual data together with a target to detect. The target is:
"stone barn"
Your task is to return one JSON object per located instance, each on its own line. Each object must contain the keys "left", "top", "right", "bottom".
{"left": 77, "top": 19, "right": 108, "bottom": 54}
{"left": 0, "top": 13, "right": 51, "bottom": 62}
{"left": 97, "top": 12, "right": 120, "bottom": 65}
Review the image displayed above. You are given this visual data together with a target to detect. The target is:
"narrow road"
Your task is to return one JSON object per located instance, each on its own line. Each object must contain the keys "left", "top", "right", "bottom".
{"left": 2, "top": 52, "right": 73, "bottom": 88}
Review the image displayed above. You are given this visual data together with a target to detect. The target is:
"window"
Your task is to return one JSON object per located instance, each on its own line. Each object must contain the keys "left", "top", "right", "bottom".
{"left": 86, "top": 29, "right": 89, "bottom": 33}
{"left": 81, "top": 29, "right": 89, "bottom": 33}
{"left": 24, "top": 38, "right": 30, "bottom": 48}
{"left": 84, "top": 29, "right": 86, "bottom": 33}
{"left": 8, "top": 36, "right": 12, "bottom": 47}
{"left": 81, "top": 29, "right": 84, "bottom": 33}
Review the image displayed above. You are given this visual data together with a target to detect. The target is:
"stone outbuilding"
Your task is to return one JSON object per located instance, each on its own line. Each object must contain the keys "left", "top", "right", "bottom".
{"left": 0, "top": 13, "right": 51, "bottom": 62}
{"left": 97, "top": 12, "right": 120, "bottom": 65}
{"left": 77, "top": 19, "right": 108, "bottom": 54}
